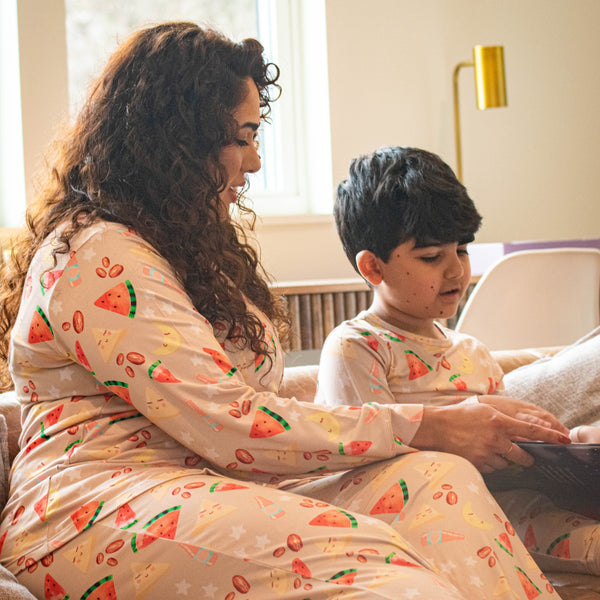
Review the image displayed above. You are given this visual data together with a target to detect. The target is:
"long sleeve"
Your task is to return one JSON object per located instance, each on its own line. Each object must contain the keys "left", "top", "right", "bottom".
{"left": 11, "top": 223, "right": 423, "bottom": 486}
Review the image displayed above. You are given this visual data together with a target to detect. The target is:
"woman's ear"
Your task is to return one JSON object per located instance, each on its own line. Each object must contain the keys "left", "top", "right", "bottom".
{"left": 356, "top": 250, "right": 383, "bottom": 286}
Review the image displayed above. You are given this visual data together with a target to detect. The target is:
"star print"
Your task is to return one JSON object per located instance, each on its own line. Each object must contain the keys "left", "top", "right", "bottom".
{"left": 467, "top": 481, "right": 481, "bottom": 494}
{"left": 469, "top": 575, "right": 484, "bottom": 587}
{"left": 80, "top": 246, "right": 97, "bottom": 261}
{"left": 255, "top": 534, "right": 271, "bottom": 550}
{"left": 464, "top": 555, "right": 477, "bottom": 566}
{"left": 203, "top": 447, "right": 220, "bottom": 461}
{"left": 175, "top": 579, "right": 192, "bottom": 595}
{"left": 439, "top": 560, "right": 457, "bottom": 572}
{"left": 201, "top": 582, "right": 218, "bottom": 598}
{"left": 403, "top": 588, "right": 421, "bottom": 599}
{"left": 230, "top": 524, "right": 247, "bottom": 540}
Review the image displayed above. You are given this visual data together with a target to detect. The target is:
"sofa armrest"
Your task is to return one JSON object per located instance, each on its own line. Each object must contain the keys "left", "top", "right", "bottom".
{"left": 491, "top": 346, "right": 564, "bottom": 374}
{"left": 0, "top": 391, "right": 21, "bottom": 463}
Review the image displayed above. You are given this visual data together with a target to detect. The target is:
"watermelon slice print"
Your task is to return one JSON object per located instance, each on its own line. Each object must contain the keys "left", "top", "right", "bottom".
{"left": 132, "top": 506, "right": 181, "bottom": 552}
{"left": 209, "top": 481, "right": 249, "bottom": 493}
{"left": 515, "top": 566, "right": 542, "bottom": 600}
{"left": 338, "top": 441, "right": 372, "bottom": 455}
{"left": 94, "top": 280, "right": 137, "bottom": 318}
{"left": 547, "top": 533, "right": 571, "bottom": 558}
{"left": 80, "top": 575, "right": 117, "bottom": 600}
{"left": 44, "top": 573, "right": 69, "bottom": 600}
{"left": 385, "top": 552, "right": 420, "bottom": 567}
{"left": 202, "top": 347, "right": 237, "bottom": 377}
{"left": 309, "top": 508, "right": 358, "bottom": 528}
{"left": 40, "top": 269, "right": 64, "bottom": 295}
{"left": 75, "top": 341, "right": 94, "bottom": 373}
{"left": 25, "top": 423, "right": 50, "bottom": 454}
{"left": 148, "top": 360, "right": 181, "bottom": 383}
{"left": 327, "top": 568, "right": 357, "bottom": 585}
{"left": 71, "top": 500, "right": 104, "bottom": 533}
{"left": 524, "top": 524, "right": 538, "bottom": 552}
{"left": 292, "top": 557, "right": 312, "bottom": 578}
{"left": 359, "top": 331, "right": 379, "bottom": 351}
{"left": 383, "top": 331, "right": 406, "bottom": 343}
{"left": 145, "top": 505, "right": 181, "bottom": 539}
{"left": 103, "top": 380, "right": 132, "bottom": 404}
{"left": 254, "top": 352, "right": 266, "bottom": 373}
{"left": 495, "top": 532, "right": 514, "bottom": 556}
{"left": 28, "top": 306, "right": 54, "bottom": 344}
{"left": 249, "top": 406, "right": 291, "bottom": 438}
{"left": 34, "top": 493, "right": 49, "bottom": 522}
{"left": 114, "top": 503, "right": 137, "bottom": 528}
{"left": 405, "top": 350, "right": 431, "bottom": 380}
{"left": 44, "top": 404, "right": 64, "bottom": 427}
{"left": 370, "top": 479, "right": 409, "bottom": 515}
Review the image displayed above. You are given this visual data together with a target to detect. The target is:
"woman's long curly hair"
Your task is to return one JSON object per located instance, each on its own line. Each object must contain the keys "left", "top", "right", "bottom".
{"left": 0, "top": 22, "right": 290, "bottom": 391}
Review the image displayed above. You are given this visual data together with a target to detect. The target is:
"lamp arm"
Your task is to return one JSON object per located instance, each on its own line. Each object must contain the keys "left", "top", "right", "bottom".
{"left": 452, "top": 60, "right": 473, "bottom": 183}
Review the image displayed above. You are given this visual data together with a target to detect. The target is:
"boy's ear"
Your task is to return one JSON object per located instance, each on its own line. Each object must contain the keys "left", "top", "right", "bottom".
{"left": 356, "top": 250, "right": 383, "bottom": 285}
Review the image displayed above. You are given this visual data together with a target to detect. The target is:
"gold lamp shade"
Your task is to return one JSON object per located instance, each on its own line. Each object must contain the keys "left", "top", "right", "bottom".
{"left": 453, "top": 45, "right": 508, "bottom": 182}
{"left": 473, "top": 45, "right": 507, "bottom": 109}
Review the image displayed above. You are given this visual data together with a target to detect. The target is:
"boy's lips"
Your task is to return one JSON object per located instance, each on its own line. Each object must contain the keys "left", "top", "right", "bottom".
{"left": 440, "top": 287, "right": 461, "bottom": 300}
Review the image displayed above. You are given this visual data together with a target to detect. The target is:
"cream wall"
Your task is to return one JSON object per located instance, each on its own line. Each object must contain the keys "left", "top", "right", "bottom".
{"left": 11, "top": 1, "right": 600, "bottom": 282}
{"left": 258, "top": 0, "right": 600, "bottom": 281}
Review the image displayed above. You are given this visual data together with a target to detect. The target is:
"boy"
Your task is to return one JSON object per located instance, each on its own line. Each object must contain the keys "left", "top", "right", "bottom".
{"left": 317, "top": 145, "right": 600, "bottom": 574}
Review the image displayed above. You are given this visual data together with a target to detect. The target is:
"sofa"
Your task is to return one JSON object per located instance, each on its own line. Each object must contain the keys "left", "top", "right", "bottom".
{"left": 0, "top": 346, "right": 599, "bottom": 599}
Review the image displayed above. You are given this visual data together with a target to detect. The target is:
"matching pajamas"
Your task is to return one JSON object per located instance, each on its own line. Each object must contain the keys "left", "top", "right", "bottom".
{"left": 0, "top": 222, "right": 562, "bottom": 598}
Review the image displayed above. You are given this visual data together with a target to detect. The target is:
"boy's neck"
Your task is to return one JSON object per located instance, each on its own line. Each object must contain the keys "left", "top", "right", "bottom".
{"left": 368, "top": 299, "right": 445, "bottom": 339}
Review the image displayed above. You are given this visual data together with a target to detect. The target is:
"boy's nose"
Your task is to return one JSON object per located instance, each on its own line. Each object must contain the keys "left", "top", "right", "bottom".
{"left": 446, "top": 255, "right": 465, "bottom": 279}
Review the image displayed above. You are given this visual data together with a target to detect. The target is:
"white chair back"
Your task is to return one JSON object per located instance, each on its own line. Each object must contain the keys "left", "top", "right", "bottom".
{"left": 455, "top": 248, "right": 600, "bottom": 350}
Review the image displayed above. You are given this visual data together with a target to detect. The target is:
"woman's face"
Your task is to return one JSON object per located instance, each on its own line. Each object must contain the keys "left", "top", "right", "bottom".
{"left": 218, "top": 78, "right": 262, "bottom": 216}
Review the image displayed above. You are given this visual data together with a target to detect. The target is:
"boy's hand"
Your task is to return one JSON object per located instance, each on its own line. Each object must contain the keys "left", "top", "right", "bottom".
{"left": 410, "top": 401, "right": 572, "bottom": 473}
{"left": 476, "top": 395, "right": 570, "bottom": 436}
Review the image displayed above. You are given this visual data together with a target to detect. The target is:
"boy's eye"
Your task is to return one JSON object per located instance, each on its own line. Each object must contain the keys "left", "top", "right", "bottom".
{"left": 457, "top": 246, "right": 470, "bottom": 256}
{"left": 420, "top": 255, "right": 440, "bottom": 263}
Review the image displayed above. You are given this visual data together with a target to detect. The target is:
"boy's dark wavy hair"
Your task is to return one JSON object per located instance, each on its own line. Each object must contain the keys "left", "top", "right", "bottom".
{"left": 335, "top": 146, "right": 482, "bottom": 272}
{"left": 0, "top": 21, "right": 290, "bottom": 390}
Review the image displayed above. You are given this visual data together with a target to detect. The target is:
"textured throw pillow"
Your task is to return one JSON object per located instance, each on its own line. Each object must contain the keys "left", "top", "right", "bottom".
{"left": 503, "top": 326, "right": 600, "bottom": 428}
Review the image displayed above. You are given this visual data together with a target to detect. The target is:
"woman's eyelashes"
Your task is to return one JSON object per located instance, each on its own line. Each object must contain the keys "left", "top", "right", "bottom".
{"left": 236, "top": 132, "right": 259, "bottom": 148}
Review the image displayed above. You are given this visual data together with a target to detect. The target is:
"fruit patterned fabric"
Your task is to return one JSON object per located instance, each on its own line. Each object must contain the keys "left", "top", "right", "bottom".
{"left": 317, "top": 310, "right": 600, "bottom": 576}
{"left": 0, "top": 221, "right": 560, "bottom": 599}
{"left": 316, "top": 310, "right": 505, "bottom": 408}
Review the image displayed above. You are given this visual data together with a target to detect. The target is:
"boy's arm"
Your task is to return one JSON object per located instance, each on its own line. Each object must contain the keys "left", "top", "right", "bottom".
{"left": 316, "top": 322, "right": 396, "bottom": 407}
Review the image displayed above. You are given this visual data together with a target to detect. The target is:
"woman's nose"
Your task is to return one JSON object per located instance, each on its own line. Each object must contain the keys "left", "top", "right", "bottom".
{"left": 245, "top": 146, "right": 261, "bottom": 174}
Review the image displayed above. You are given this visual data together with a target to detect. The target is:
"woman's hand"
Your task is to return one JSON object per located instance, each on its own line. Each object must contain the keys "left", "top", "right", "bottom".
{"left": 409, "top": 400, "right": 572, "bottom": 473}
{"left": 477, "top": 394, "right": 570, "bottom": 435}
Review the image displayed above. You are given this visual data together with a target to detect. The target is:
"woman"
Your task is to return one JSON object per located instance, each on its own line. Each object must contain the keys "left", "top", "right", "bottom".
{"left": 0, "top": 22, "right": 567, "bottom": 599}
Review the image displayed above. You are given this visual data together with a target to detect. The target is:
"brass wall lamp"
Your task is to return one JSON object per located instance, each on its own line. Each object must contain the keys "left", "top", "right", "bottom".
{"left": 453, "top": 45, "right": 507, "bottom": 182}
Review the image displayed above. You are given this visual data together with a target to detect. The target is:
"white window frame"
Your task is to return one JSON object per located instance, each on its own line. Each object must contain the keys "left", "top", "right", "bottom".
{"left": 0, "top": 0, "right": 333, "bottom": 234}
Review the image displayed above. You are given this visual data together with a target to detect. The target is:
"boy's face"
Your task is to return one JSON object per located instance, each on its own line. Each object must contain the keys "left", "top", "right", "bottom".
{"left": 371, "top": 239, "right": 471, "bottom": 336}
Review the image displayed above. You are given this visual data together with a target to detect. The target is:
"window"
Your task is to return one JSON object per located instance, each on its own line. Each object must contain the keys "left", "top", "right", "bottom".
{"left": 64, "top": 0, "right": 332, "bottom": 216}
{"left": 0, "top": 0, "right": 332, "bottom": 231}
{"left": 0, "top": 0, "right": 26, "bottom": 230}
